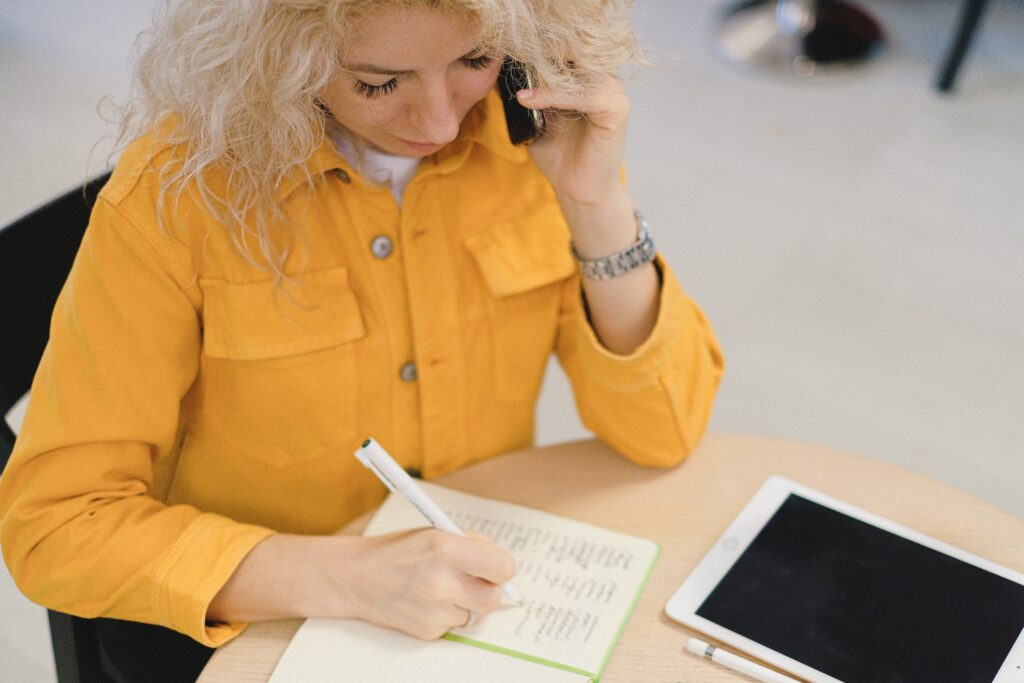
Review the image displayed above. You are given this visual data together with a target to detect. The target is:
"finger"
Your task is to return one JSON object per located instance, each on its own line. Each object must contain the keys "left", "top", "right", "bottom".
{"left": 455, "top": 574, "right": 504, "bottom": 615}
{"left": 516, "top": 84, "right": 619, "bottom": 110}
{"left": 433, "top": 604, "right": 475, "bottom": 631}
{"left": 515, "top": 77, "right": 627, "bottom": 125}
{"left": 406, "top": 604, "right": 475, "bottom": 639}
{"left": 415, "top": 566, "right": 462, "bottom": 603}
{"left": 408, "top": 621, "right": 453, "bottom": 641}
{"left": 456, "top": 607, "right": 477, "bottom": 628}
{"left": 452, "top": 536, "right": 517, "bottom": 584}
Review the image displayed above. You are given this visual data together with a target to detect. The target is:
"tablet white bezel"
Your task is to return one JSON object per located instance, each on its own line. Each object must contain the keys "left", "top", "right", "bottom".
{"left": 665, "top": 475, "right": 1024, "bottom": 683}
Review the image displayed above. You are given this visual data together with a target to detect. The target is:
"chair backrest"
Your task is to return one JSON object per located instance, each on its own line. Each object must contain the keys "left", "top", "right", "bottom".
{"left": 0, "top": 173, "right": 111, "bottom": 683}
{"left": 0, "top": 173, "right": 109, "bottom": 470}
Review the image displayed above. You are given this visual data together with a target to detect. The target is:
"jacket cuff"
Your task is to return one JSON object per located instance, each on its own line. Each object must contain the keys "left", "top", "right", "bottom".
{"left": 153, "top": 513, "right": 275, "bottom": 646}
{"left": 573, "top": 254, "right": 687, "bottom": 387}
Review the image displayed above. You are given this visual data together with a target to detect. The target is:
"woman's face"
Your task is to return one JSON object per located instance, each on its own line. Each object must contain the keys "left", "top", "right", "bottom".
{"left": 321, "top": 6, "right": 502, "bottom": 158}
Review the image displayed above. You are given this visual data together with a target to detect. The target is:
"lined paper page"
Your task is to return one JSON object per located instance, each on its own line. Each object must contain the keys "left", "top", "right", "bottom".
{"left": 362, "top": 482, "right": 658, "bottom": 676}
{"left": 269, "top": 618, "right": 589, "bottom": 682}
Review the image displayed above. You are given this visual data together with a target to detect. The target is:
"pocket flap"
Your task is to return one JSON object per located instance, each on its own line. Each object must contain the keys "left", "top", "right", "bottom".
{"left": 201, "top": 267, "right": 366, "bottom": 360}
{"left": 463, "top": 203, "right": 577, "bottom": 297}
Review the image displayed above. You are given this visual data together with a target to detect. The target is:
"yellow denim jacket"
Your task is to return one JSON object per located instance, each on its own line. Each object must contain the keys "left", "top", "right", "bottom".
{"left": 0, "top": 91, "right": 723, "bottom": 646}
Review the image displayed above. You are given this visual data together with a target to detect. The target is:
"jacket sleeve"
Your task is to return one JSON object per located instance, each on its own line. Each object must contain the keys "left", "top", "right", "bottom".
{"left": 0, "top": 196, "right": 274, "bottom": 646}
{"left": 555, "top": 255, "right": 724, "bottom": 467}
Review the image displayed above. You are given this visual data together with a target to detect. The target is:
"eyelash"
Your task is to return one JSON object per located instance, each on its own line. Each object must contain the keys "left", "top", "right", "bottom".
{"left": 352, "top": 79, "right": 398, "bottom": 100}
{"left": 462, "top": 55, "right": 495, "bottom": 71}
{"left": 352, "top": 55, "right": 495, "bottom": 100}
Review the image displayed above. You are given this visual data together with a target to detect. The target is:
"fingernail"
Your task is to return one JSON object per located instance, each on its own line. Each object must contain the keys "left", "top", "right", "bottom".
{"left": 517, "top": 89, "right": 534, "bottom": 100}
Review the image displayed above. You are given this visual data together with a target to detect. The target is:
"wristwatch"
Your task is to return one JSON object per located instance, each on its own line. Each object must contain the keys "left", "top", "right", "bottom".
{"left": 571, "top": 211, "right": 656, "bottom": 280}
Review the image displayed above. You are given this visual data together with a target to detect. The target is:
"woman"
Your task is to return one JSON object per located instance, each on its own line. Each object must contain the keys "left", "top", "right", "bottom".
{"left": 0, "top": 0, "right": 723, "bottom": 680}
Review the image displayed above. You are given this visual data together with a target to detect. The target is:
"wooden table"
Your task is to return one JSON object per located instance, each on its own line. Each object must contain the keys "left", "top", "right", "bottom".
{"left": 199, "top": 433, "right": 1024, "bottom": 681}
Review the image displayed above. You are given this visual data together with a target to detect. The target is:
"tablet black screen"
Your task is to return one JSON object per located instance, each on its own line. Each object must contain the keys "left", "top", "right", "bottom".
{"left": 696, "top": 494, "right": 1024, "bottom": 682}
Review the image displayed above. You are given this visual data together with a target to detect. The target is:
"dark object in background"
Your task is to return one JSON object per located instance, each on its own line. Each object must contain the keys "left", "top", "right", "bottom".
{"left": 0, "top": 173, "right": 108, "bottom": 469}
{"left": 801, "top": 0, "right": 885, "bottom": 64}
{"left": 936, "top": 0, "right": 992, "bottom": 93}
{"left": 716, "top": 0, "right": 885, "bottom": 77}
{"left": 95, "top": 619, "right": 214, "bottom": 683}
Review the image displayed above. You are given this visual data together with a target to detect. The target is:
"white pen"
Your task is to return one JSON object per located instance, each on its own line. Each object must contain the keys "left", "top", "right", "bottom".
{"left": 354, "top": 438, "right": 525, "bottom": 606}
{"left": 686, "top": 638, "right": 800, "bottom": 683}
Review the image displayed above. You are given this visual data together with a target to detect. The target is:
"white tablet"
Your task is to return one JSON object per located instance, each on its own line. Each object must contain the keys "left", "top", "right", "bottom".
{"left": 665, "top": 476, "right": 1024, "bottom": 682}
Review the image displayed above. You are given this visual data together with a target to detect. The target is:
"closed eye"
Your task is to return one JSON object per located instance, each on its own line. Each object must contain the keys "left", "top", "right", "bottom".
{"left": 461, "top": 54, "right": 495, "bottom": 70}
{"left": 353, "top": 78, "right": 398, "bottom": 99}
{"left": 350, "top": 53, "right": 495, "bottom": 100}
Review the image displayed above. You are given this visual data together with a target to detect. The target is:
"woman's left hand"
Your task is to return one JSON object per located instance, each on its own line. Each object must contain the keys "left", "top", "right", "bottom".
{"left": 515, "top": 71, "right": 630, "bottom": 207}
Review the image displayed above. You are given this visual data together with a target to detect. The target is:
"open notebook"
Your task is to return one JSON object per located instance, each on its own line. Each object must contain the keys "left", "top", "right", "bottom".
{"left": 268, "top": 482, "right": 659, "bottom": 682}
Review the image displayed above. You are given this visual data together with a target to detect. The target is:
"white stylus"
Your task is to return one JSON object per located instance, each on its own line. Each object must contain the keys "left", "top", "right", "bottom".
{"left": 354, "top": 438, "right": 525, "bottom": 606}
{"left": 686, "top": 638, "right": 800, "bottom": 683}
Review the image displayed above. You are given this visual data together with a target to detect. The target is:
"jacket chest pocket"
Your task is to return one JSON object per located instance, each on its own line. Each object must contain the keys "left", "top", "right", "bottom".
{"left": 198, "top": 268, "right": 366, "bottom": 468}
{"left": 464, "top": 204, "right": 577, "bottom": 403}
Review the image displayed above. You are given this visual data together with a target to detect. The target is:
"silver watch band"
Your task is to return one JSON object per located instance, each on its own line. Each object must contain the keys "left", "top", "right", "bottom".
{"left": 570, "top": 211, "right": 656, "bottom": 280}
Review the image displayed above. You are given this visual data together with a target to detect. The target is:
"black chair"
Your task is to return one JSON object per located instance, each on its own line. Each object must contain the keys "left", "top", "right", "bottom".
{"left": 714, "top": 0, "right": 886, "bottom": 77}
{"left": 1, "top": 172, "right": 110, "bottom": 682}
{"left": 936, "top": 0, "right": 991, "bottom": 92}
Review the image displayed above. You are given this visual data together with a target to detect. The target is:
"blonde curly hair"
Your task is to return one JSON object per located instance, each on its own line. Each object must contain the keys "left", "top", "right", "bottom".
{"left": 118, "top": 0, "right": 641, "bottom": 275}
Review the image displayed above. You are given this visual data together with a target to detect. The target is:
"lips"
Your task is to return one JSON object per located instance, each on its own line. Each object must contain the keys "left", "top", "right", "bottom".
{"left": 397, "top": 137, "right": 444, "bottom": 153}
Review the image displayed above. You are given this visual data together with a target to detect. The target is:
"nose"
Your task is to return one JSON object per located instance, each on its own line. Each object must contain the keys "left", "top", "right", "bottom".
{"left": 409, "top": 79, "right": 460, "bottom": 146}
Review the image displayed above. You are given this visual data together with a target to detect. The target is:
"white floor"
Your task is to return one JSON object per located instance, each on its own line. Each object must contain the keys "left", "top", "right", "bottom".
{"left": 2, "top": 1, "right": 1022, "bottom": 680}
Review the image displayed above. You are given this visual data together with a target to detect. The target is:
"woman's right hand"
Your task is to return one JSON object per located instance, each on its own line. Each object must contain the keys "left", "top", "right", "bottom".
{"left": 335, "top": 529, "right": 517, "bottom": 639}
{"left": 209, "top": 529, "right": 517, "bottom": 641}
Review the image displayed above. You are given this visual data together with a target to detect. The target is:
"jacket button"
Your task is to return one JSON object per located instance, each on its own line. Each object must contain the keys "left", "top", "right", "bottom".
{"left": 333, "top": 168, "right": 351, "bottom": 184}
{"left": 370, "top": 235, "right": 393, "bottom": 259}
{"left": 399, "top": 362, "right": 417, "bottom": 382}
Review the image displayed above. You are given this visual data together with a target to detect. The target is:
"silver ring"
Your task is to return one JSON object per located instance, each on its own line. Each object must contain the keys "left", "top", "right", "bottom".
{"left": 463, "top": 609, "right": 477, "bottom": 627}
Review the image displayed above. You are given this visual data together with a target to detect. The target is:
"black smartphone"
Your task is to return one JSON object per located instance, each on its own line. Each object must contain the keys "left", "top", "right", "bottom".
{"left": 498, "top": 58, "right": 545, "bottom": 145}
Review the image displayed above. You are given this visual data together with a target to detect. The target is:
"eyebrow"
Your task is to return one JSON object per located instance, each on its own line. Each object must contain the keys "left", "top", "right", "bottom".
{"left": 346, "top": 63, "right": 411, "bottom": 76}
{"left": 344, "top": 49, "right": 488, "bottom": 77}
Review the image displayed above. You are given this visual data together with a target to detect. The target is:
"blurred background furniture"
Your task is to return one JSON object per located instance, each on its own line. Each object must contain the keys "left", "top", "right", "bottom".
{"left": 0, "top": 172, "right": 110, "bottom": 682}
{"left": 716, "top": 0, "right": 886, "bottom": 77}
{"left": 937, "top": 0, "right": 992, "bottom": 92}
